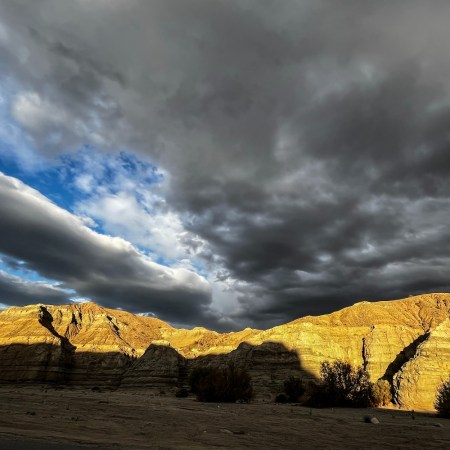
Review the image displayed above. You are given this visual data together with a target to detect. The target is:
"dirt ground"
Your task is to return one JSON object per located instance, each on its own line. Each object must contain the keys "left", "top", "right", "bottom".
{"left": 0, "top": 386, "right": 449, "bottom": 449}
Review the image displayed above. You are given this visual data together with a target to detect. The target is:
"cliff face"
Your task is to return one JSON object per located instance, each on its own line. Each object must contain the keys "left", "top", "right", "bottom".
{"left": 253, "top": 294, "right": 450, "bottom": 391}
{"left": 267, "top": 294, "right": 450, "bottom": 410}
{"left": 393, "top": 318, "right": 450, "bottom": 410}
{"left": 1, "top": 293, "right": 450, "bottom": 410}
{"left": 120, "top": 344, "right": 184, "bottom": 390}
{"left": 0, "top": 302, "right": 172, "bottom": 386}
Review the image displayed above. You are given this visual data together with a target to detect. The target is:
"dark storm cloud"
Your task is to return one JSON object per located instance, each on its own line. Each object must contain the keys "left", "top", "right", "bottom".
{"left": 0, "top": 270, "right": 71, "bottom": 306}
{"left": 0, "top": 173, "right": 212, "bottom": 324}
{"left": 1, "top": 0, "right": 450, "bottom": 327}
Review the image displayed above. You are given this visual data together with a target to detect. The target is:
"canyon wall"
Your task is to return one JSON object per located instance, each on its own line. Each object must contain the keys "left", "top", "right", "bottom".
{"left": 1, "top": 293, "right": 450, "bottom": 410}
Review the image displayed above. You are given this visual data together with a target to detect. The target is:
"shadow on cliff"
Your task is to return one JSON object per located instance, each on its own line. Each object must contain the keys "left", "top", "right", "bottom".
{"left": 381, "top": 331, "right": 430, "bottom": 385}
{"left": 0, "top": 341, "right": 319, "bottom": 399}
{"left": 0, "top": 343, "right": 136, "bottom": 387}
{"left": 121, "top": 341, "right": 319, "bottom": 399}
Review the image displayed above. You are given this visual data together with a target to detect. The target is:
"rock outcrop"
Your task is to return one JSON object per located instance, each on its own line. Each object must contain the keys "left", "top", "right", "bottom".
{"left": 250, "top": 294, "right": 450, "bottom": 409}
{"left": 393, "top": 318, "right": 450, "bottom": 410}
{"left": 0, "top": 302, "right": 172, "bottom": 386}
{"left": 250, "top": 294, "right": 450, "bottom": 387}
{"left": 188, "top": 341, "right": 309, "bottom": 399}
{"left": 119, "top": 341, "right": 309, "bottom": 398}
{"left": 1, "top": 293, "right": 450, "bottom": 409}
{"left": 120, "top": 344, "right": 185, "bottom": 390}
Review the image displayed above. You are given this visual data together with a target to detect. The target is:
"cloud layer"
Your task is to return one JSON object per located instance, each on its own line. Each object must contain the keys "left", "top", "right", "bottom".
{"left": 0, "top": 173, "right": 211, "bottom": 324}
{"left": 0, "top": 269, "right": 71, "bottom": 307}
{"left": 1, "top": 1, "right": 450, "bottom": 327}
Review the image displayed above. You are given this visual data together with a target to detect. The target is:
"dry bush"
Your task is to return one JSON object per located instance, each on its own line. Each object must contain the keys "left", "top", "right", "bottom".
{"left": 371, "top": 379, "right": 392, "bottom": 407}
{"left": 275, "top": 393, "right": 288, "bottom": 403}
{"left": 175, "top": 388, "right": 189, "bottom": 398}
{"left": 283, "top": 376, "right": 305, "bottom": 402}
{"left": 189, "top": 367, "right": 213, "bottom": 394}
{"left": 308, "top": 360, "right": 373, "bottom": 408}
{"left": 435, "top": 378, "right": 450, "bottom": 418}
{"left": 190, "top": 364, "right": 253, "bottom": 403}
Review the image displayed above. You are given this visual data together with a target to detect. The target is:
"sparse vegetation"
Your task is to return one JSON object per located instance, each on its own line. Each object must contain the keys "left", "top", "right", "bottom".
{"left": 175, "top": 388, "right": 189, "bottom": 398}
{"left": 307, "top": 360, "right": 373, "bottom": 407}
{"left": 371, "top": 379, "right": 392, "bottom": 407}
{"left": 189, "top": 367, "right": 213, "bottom": 394}
{"left": 283, "top": 376, "right": 305, "bottom": 402}
{"left": 189, "top": 364, "right": 253, "bottom": 403}
{"left": 434, "top": 377, "right": 450, "bottom": 417}
{"left": 275, "top": 393, "right": 288, "bottom": 403}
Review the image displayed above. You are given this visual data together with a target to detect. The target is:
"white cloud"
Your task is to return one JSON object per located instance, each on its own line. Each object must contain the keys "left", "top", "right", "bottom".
{"left": 68, "top": 150, "right": 210, "bottom": 265}
{"left": 74, "top": 173, "right": 95, "bottom": 193}
{"left": 0, "top": 83, "right": 47, "bottom": 171}
{"left": 78, "top": 192, "right": 189, "bottom": 261}
{"left": 12, "top": 91, "right": 68, "bottom": 131}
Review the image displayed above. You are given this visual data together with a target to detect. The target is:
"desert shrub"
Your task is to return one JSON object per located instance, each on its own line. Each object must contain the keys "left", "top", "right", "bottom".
{"left": 308, "top": 360, "right": 373, "bottom": 408}
{"left": 434, "top": 377, "right": 450, "bottom": 417}
{"left": 189, "top": 367, "right": 214, "bottom": 394}
{"left": 275, "top": 393, "right": 288, "bottom": 403}
{"left": 175, "top": 388, "right": 189, "bottom": 398}
{"left": 190, "top": 364, "right": 253, "bottom": 403}
{"left": 371, "top": 379, "right": 392, "bottom": 407}
{"left": 283, "top": 376, "right": 305, "bottom": 402}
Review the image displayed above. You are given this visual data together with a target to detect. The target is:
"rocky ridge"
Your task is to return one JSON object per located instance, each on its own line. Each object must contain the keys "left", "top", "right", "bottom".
{"left": 1, "top": 293, "right": 450, "bottom": 410}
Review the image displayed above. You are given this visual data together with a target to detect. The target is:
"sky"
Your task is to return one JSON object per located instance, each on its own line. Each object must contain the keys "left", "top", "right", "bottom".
{"left": 1, "top": 0, "right": 450, "bottom": 331}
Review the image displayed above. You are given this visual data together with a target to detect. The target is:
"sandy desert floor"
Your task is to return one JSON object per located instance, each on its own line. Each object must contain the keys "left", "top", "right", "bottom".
{"left": 0, "top": 386, "right": 449, "bottom": 449}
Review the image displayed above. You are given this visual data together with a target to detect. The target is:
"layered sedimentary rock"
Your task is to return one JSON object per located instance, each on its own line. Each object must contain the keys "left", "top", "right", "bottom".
{"left": 190, "top": 341, "right": 309, "bottom": 399}
{"left": 393, "top": 318, "right": 450, "bottom": 410}
{"left": 265, "top": 294, "right": 450, "bottom": 410}
{"left": 1, "top": 293, "right": 450, "bottom": 409}
{"left": 0, "top": 302, "right": 172, "bottom": 386}
{"left": 252, "top": 294, "right": 450, "bottom": 387}
{"left": 119, "top": 341, "right": 307, "bottom": 398}
{"left": 120, "top": 344, "right": 185, "bottom": 390}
